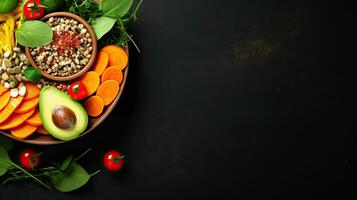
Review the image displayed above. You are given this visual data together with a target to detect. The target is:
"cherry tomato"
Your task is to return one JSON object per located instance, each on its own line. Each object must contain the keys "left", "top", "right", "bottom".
{"left": 103, "top": 151, "right": 125, "bottom": 171}
{"left": 24, "top": 0, "right": 45, "bottom": 20}
{"left": 68, "top": 81, "right": 88, "bottom": 101}
{"left": 19, "top": 148, "right": 40, "bottom": 170}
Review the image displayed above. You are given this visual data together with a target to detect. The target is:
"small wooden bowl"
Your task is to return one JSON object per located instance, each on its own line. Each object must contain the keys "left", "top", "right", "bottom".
{"left": 0, "top": 47, "right": 129, "bottom": 145}
{"left": 25, "top": 12, "right": 98, "bottom": 82}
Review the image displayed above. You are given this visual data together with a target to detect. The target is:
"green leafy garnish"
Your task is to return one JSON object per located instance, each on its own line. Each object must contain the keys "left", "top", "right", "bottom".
{"left": 53, "top": 162, "right": 91, "bottom": 192}
{"left": 65, "top": 0, "right": 102, "bottom": 24}
{"left": 23, "top": 67, "right": 42, "bottom": 82}
{"left": 92, "top": 16, "right": 116, "bottom": 39}
{"left": 0, "top": 134, "right": 13, "bottom": 151}
{"left": 0, "top": 145, "right": 50, "bottom": 189}
{"left": 0, "top": 145, "right": 99, "bottom": 193}
{"left": 101, "top": 0, "right": 133, "bottom": 19}
{"left": 64, "top": 0, "right": 143, "bottom": 52}
{"left": 16, "top": 21, "right": 53, "bottom": 48}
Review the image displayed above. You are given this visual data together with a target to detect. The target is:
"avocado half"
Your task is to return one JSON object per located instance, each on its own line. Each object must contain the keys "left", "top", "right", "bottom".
{"left": 39, "top": 86, "right": 88, "bottom": 141}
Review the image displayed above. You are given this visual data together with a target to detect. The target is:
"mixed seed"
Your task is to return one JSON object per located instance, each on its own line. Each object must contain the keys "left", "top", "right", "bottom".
{"left": 0, "top": 47, "right": 29, "bottom": 88}
{"left": 30, "top": 17, "right": 93, "bottom": 77}
{"left": 38, "top": 78, "right": 70, "bottom": 92}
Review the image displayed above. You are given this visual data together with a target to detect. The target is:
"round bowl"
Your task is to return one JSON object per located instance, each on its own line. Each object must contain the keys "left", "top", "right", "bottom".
{"left": 25, "top": 12, "right": 98, "bottom": 82}
{"left": 0, "top": 47, "right": 129, "bottom": 145}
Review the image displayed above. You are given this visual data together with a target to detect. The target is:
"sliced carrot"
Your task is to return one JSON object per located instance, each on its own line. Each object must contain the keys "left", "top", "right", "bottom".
{"left": 0, "top": 96, "right": 24, "bottom": 124}
{"left": 36, "top": 126, "right": 49, "bottom": 135}
{"left": 80, "top": 71, "right": 100, "bottom": 97}
{"left": 101, "top": 45, "right": 128, "bottom": 70}
{"left": 10, "top": 124, "right": 37, "bottom": 139}
{"left": 101, "top": 66, "right": 123, "bottom": 84}
{"left": 0, "top": 109, "right": 35, "bottom": 130}
{"left": 26, "top": 110, "right": 42, "bottom": 126}
{"left": 0, "top": 85, "right": 8, "bottom": 96}
{"left": 84, "top": 96, "right": 105, "bottom": 117}
{"left": 0, "top": 91, "right": 11, "bottom": 110}
{"left": 92, "top": 51, "right": 109, "bottom": 75}
{"left": 24, "top": 82, "right": 40, "bottom": 100}
{"left": 14, "top": 97, "right": 39, "bottom": 114}
{"left": 96, "top": 80, "right": 120, "bottom": 106}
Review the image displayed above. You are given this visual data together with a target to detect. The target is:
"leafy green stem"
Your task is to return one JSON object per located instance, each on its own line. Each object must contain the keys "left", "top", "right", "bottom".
{"left": 90, "top": 170, "right": 101, "bottom": 177}
{"left": 75, "top": 148, "right": 92, "bottom": 161}
{"left": 130, "top": 0, "right": 144, "bottom": 21}
{"left": 9, "top": 161, "right": 51, "bottom": 189}
{"left": 3, "top": 169, "right": 61, "bottom": 185}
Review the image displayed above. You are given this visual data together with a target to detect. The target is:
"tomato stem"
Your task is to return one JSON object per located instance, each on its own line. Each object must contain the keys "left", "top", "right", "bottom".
{"left": 110, "top": 155, "right": 125, "bottom": 163}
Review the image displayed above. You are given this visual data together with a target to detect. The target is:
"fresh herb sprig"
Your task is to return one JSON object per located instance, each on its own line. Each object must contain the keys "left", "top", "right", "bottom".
{"left": 100, "top": 0, "right": 143, "bottom": 52}
{"left": 0, "top": 136, "right": 100, "bottom": 192}
{"left": 65, "top": 0, "right": 143, "bottom": 52}
{"left": 64, "top": 0, "right": 102, "bottom": 24}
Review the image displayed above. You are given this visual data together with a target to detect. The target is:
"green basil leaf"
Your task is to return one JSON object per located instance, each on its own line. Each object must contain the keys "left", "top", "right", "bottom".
{"left": 59, "top": 155, "right": 73, "bottom": 171}
{"left": 53, "top": 162, "right": 91, "bottom": 192}
{"left": 92, "top": 16, "right": 116, "bottom": 39}
{"left": 101, "top": 0, "right": 133, "bottom": 19}
{"left": 0, "top": 134, "right": 13, "bottom": 151}
{"left": 16, "top": 20, "right": 53, "bottom": 48}
{"left": 23, "top": 67, "right": 42, "bottom": 82}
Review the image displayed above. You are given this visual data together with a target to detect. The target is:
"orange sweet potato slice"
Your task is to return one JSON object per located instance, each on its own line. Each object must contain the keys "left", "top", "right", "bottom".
{"left": 84, "top": 96, "right": 105, "bottom": 117}
{"left": 0, "top": 85, "right": 8, "bottom": 96}
{"left": 10, "top": 124, "right": 37, "bottom": 139}
{"left": 36, "top": 126, "right": 49, "bottom": 135}
{"left": 96, "top": 80, "right": 119, "bottom": 106}
{"left": 26, "top": 110, "right": 42, "bottom": 126}
{"left": 14, "top": 97, "right": 39, "bottom": 114}
{"left": 0, "top": 91, "right": 11, "bottom": 111}
{"left": 92, "top": 51, "right": 109, "bottom": 75}
{"left": 0, "top": 96, "right": 24, "bottom": 124}
{"left": 80, "top": 71, "right": 100, "bottom": 97}
{"left": 101, "top": 45, "right": 128, "bottom": 70}
{"left": 0, "top": 109, "right": 35, "bottom": 130}
{"left": 101, "top": 66, "right": 123, "bottom": 84}
{"left": 24, "top": 82, "right": 40, "bottom": 100}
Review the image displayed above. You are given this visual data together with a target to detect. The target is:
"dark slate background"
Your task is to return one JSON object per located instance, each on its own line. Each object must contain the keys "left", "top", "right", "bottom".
{"left": 0, "top": 0, "right": 353, "bottom": 199}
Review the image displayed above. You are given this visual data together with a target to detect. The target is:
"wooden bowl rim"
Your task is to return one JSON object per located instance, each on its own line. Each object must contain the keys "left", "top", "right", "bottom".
{"left": 0, "top": 47, "right": 129, "bottom": 145}
{"left": 25, "top": 12, "right": 98, "bottom": 82}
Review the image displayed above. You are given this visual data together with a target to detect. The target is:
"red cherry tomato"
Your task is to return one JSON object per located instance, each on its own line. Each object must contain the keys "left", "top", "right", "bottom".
{"left": 68, "top": 81, "right": 88, "bottom": 101}
{"left": 103, "top": 151, "right": 125, "bottom": 171}
{"left": 19, "top": 148, "right": 40, "bottom": 170}
{"left": 24, "top": 0, "right": 45, "bottom": 20}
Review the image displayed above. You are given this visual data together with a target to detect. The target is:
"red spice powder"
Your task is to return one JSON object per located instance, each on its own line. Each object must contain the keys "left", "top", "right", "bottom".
{"left": 52, "top": 31, "right": 81, "bottom": 56}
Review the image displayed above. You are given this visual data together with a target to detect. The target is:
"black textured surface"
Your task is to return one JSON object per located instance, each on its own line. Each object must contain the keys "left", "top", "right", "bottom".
{"left": 0, "top": 0, "right": 352, "bottom": 199}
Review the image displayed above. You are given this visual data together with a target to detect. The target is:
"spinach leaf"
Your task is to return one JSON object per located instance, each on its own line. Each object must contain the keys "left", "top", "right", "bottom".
{"left": 0, "top": 134, "right": 13, "bottom": 151}
{"left": 0, "top": 145, "right": 50, "bottom": 188}
{"left": 59, "top": 155, "right": 73, "bottom": 171}
{"left": 102, "top": 0, "right": 133, "bottom": 19}
{"left": 0, "top": 145, "right": 12, "bottom": 176}
{"left": 92, "top": 16, "right": 116, "bottom": 39}
{"left": 53, "top": 162, "right": 91, "bottom": 192}
{"left": 16, "top": 20, "right": 53, "bottom": 48}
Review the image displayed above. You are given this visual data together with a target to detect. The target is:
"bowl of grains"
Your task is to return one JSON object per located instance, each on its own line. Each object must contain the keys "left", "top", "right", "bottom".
{"left": 25, "top": 12, "right": 97, "bottom": 82}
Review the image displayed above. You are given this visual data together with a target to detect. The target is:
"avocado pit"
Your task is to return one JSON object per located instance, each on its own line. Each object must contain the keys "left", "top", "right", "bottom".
{"left": 52, "top": 106, "right": 77, "bottom": 130}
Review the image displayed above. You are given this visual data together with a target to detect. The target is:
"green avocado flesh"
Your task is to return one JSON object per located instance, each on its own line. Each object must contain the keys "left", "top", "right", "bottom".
{"left": 39, "top": 86, "right": 88, "bottom": 141}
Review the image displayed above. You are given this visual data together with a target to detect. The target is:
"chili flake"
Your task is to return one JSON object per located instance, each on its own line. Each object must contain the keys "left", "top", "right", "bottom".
{"left": 53, "top": 31, "right": 81, "bottom": 56}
